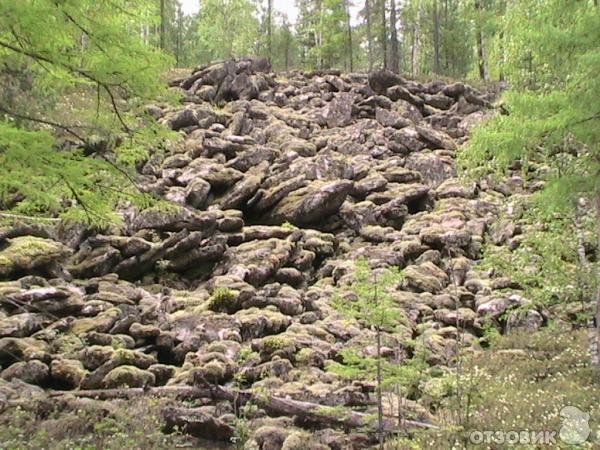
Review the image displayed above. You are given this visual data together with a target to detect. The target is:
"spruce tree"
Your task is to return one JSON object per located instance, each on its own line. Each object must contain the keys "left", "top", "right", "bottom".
{"left": 329, "top": 258, "right": 406, "bottom": 447}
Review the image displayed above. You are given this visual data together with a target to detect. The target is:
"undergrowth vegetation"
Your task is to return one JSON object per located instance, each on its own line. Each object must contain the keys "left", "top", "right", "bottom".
{"left": 390, "top": 329, "right": 600, "bottom": 449}
{"left": 0, "top": 397, "right": 194, "bottom": 450}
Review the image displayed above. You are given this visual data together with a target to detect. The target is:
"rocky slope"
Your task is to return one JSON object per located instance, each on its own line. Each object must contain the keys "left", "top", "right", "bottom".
{"left": 0, "top": 58, "right": 544, "bottom": 448}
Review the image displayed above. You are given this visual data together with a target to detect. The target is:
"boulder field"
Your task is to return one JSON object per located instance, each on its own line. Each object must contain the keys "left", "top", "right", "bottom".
{"left": 0, "top": 58, "right": 543, "bottom": 447}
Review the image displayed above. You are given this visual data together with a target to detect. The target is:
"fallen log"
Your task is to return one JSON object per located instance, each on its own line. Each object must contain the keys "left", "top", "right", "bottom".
{"left": 48, "top": 385, "right": 437, "bottom": 433}
{"left": 49, "top": 385, "right": 210, "bottom": 400}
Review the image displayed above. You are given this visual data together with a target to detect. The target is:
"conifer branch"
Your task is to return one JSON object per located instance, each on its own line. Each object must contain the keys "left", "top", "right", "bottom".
{"left": 0, "top": 37, "right": 129, "bottom": 131}
{"left": 97, "top": 154, "right": 144, "bottom": 194}
{"left": 569, "top": 112, "right": 600, "bottom": 127}
{"left": 0, "top": 39, "right": 112, "bottom": 86}
{"left": 60, "top": 175, "right": 104, "bottom": 223}
{"left": 0, "top": 104, "right": 85, "bottom": 141}
{"left": 58, "top": 7, "right": 108, "bottom": 54}
{"left": 103, "top": 85, "right": 131, "bottom": 133}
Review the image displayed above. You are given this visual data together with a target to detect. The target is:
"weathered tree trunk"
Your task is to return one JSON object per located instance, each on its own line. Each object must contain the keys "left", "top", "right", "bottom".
{"left": 346, "top": 0, "right": 353, "bottom": 72}
{"left": 366, "top": 0, "right": 374, "bottom": 71}
{"left": 595, "top": 192, "right": 600, "bottom": 369}
{"left": 575, "top": 198, "right": 589, "bottom": 267}
{"left": 373, "top": 273, "right": 384, "bottom": 450}
{"left": 411, "top": 9, "right": 420, "bottom": 77}
{"left": 389, "top": 0, "right": 400, "bottom": 73}
{"left": 476, "top": 30, "right": 487, "bottom": 80}
{"left": 575, "top": 198, "right": 597, "bottom": 368}
{"left": 376, "top": 326, "right": 384, "bottom": 449}
{"left": 474, "top": 0, "right": 487, "bottom": 81}
{"left": 498, "top": 30, "right": 505, "bottom": 81}
{"left": 175, "top": 5, "right": 182, "bottom": 66}
{"left": 160, "top": 0, "right": 166, "bottom": 50}
{"left": 443, "top": 0, "right": 449, "bottom": 72}
{"left": 317, "top": 0, "right": 324, "bottom": 69}
{"left": 284, "top": 26, "right": 290, "bottom": 71}
{"left": 432, "top": 0, "right": 441, "bottom": 74}
{"left": 381, "top": 0, "right": 387, "bottom": 69}
{"left": 267, "top": 0, "right": 273, "bottom": 63}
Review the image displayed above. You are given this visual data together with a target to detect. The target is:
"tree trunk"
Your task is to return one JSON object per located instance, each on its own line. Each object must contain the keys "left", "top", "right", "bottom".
{"left": 376, "top": 326, "right": 384, "bottom": 449}
{"left": 574, "top": 197, "right": 598, "bottom": 370}
{"left": 498, "top": 30, "right": 505, "bottom": 82}
{"left": 474, "top": 0, "right": 487, "bottom": 81}
{"left": 317, "top": 0, "right": 324, "bottom": 69}
{"left": 160, "top": 0, "right": 166, "bottom": 50}
{"left": 595, "top": 192, "right": 600, "bottom": 370}
{"left": 175, "top": 6, "right": 182, "bottom": 67}
{"left": 389, "top": 0, "right": 399, "bottom": 73}
{"left": 432, "top": 0, "right": 441, "bottom": 74}
{"left": 381, "top": 0, "right": 387, "bottom": 69}
{"left": 411, "top": 10, "right": 420, "bottom": 77}
{"left": 284, "top": 29, "right": 290, "bottom": 71}
{"left": 374, "top": 273, "right": 384, "bottom": 450}
{"left": 346, "top": 0, "right": 353, "bottom": 72}
{"left": 443, "top": 0, "right": 449, "bottom": 72}
{"left": 476, "top": 29, "right": 487, "bottom": 80}
{"left": 267, "top": 0, "right": 273, "bottom": 63}
{"left": 366, "top": 0, "right": 374, "bottom": 71}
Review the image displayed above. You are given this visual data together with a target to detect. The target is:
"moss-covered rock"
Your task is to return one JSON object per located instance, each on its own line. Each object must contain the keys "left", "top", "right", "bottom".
{"left": 129, "top": 322, "right": 161, "bottom": 339}
{"left": 253, "top": 425, "right": 290, "bottom": 450}
{"left": 0, "top": 337, "right": 48, "bottom": 366}
{"left": 76, "top": 345, "right": 115, "bottom": 370}
{"left": 1, "top": 359, "right": 49, "bottom": 385}
{"left": 111, "top": 348, "right": 157, "bottom": 369}
{"left": 216, "top": 238, "right": 294, "bottom": 287}
{"left": 282, "top": 431, "right": 329, "bottom": 450}
{"left": 403, "top": 262, "right": 449, "bottom": 293}
{"left": 185, "top": 351, "right": 238, "bottom": 384}
{"left": 0, "top": 313, "right": 49, "bottom": 338}
{"left": 50, "top": 358, "right": 87, "bottom": 388}
{"left": 235, "top": 307, "right": 291, "bottom": 340}
{"left": 294, "top": 348, "right": 325, "bottom": 368}
{"left": 206, "top": 287, "right": 238, "bottom": 313}
{"left": 259, "top": 335, "right": 295, "bottom": 354}
{"left": 148, "top": 363, "right": 176, "bottom": 385}
{"left": 0, "top": 237, "right": 71, "bottom": 278}
{"left": 71, "top": 307, "right": 122, "bottom": 334}
{"left": 238, "top": 358, "right": 293, "bottom": 384}
{"left": 204, "top": 340, "right": 241, "bottom": 360}
{"left": 103, "top": 365, "right": 155, "bottom": 388}
{"left": 193, "top": 360, "right": 227, "bottom": 384}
